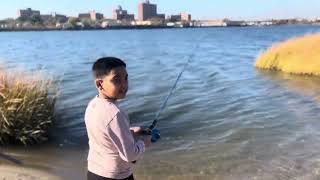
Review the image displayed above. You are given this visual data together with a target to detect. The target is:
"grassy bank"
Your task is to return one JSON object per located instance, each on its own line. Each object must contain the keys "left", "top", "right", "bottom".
{"left": 0, "top": 67, "right": 56, "bottom": 145}
{"left": 255, "top": 34, "right": 320, "bottom": 76}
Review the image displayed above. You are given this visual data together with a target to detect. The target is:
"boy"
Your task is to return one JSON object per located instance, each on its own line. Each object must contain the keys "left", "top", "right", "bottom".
{"left": 85, "top": 57, "right": 151, "bottom": 180}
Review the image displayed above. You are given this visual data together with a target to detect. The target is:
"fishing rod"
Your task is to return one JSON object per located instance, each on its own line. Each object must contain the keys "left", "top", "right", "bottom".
{"left": 142, "top": 51, "right": 197, "bottom": 142}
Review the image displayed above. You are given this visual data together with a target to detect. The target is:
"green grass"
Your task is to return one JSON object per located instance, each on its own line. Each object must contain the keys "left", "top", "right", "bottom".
{"left": 0, "top": 67, "right": 57, "bottom": 145}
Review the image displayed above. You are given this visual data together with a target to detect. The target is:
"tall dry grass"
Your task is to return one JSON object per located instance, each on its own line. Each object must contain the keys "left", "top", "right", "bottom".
{"left": 0, "top": 67, "right": 56, "bottom": 145}
{"left": 255, "top": 34, "right": 320, "bottom": 76}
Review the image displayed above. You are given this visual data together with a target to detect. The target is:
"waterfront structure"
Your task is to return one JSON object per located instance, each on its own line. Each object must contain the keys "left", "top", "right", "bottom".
{"left": 198, "top": 20, "right": 227, "bottom": 27}
{"left": 112, "top": 6, "right": 134, "bottom": 21}
{"left": 246, "top": 20, "right": 273, "bottom": 26}
{"left": 17, "top": 8, "right": 40, "bottom": 20}
{"left": 0, "top": 22, "right": 8, "bottom": 29}
{"left": 132, "top": 20, "right": 152, "bottom": 26}
{"left": 167, "top": 21, "right": 190, "bottom": 28}
{"left": 101, "top": 20, "right": 120, "bottom": 28}
{"left": 197, "top": 19, "right": 245, "bottom": 27}
{"left": 225, "top": 19, "right": 246, "bottom": 26}
{"left": 138, "top": 0, "right": 165, "bottom": 21}
{"left": 79, "top": 11, "right": 103, "bottom": 21}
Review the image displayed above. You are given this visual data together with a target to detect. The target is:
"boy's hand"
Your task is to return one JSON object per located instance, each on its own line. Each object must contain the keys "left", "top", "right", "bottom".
{"left": 130, "top": 126, "right": 143, "bottom": 137}
{"left": 130, "top": 127, "right": 152, "bottom": 147}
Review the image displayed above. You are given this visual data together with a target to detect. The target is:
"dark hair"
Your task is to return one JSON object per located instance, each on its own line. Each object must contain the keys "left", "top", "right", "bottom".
{"left": 92, "top": 57, "right": 126, "bottom": 79}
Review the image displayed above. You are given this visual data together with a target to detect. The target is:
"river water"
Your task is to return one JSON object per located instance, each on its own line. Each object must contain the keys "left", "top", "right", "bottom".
{"left": 1, "top": 26, "right": 320, "bottom": 179}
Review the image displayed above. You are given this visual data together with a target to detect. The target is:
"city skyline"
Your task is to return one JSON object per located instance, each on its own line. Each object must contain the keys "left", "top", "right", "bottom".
{"left": 1, "top": 0, "right": 320, "bottom": 20}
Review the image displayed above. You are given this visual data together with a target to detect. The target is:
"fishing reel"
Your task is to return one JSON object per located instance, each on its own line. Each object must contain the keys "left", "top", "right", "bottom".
{"left": 141, "top": 128, "right": 160, "bottom": 143}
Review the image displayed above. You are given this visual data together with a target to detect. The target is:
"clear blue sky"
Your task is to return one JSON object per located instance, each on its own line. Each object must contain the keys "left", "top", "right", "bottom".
{"left": 1, "top": 0, "right": 320, "bottom": 20}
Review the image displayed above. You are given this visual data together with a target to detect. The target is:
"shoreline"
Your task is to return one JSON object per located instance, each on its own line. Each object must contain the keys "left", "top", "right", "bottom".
{"left": 0, "top": 164, "right": 61, "bottom": 180}
{"left": 0, "top": 24, "right": 318, "bottom": 32}
{"left": 0, "top": 25, "right": 176, "bottom": 32}
{"left": 0, "top": 144, "right": 88, "bottom": 180}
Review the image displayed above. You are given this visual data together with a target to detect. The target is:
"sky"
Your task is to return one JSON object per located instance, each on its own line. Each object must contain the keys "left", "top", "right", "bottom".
{"left": 1, "top": 0, "right": 320, "bottom": 20}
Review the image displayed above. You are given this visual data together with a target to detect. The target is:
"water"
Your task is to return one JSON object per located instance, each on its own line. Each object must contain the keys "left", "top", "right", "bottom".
{"left": 1, "top": 26, "right": 320, "bottom": 179}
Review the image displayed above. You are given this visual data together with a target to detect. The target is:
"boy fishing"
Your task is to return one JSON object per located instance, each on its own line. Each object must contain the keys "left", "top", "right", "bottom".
{"left": 85, "top": 57, "right": 151, "bottom": 180}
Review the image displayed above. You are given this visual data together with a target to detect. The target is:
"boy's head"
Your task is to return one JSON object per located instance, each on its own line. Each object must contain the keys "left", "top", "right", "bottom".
{"left": 92, "top": 57, "right": 128, "bottom": 100}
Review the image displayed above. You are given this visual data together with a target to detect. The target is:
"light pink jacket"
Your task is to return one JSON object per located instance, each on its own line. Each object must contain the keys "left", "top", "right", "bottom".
{"left": 85, "top": 96, "right": 145, "bottom": 179}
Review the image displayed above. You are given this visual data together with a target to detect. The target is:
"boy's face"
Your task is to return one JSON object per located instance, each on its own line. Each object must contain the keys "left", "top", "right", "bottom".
{"left": 96, "top": 66, "right": 128, "bottom": 100}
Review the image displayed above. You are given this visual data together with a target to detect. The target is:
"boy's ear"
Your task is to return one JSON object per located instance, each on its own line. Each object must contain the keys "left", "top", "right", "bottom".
{"left": 95, "top": 79, "right": 103, "bottom": 90}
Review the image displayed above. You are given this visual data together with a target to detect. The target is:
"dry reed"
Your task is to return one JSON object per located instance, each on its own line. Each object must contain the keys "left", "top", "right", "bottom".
{"left": 0, "top": 67, "right": 56, "bottom": 145}
{"left": 255, "top": 34, "right": 320, "bottom": 76}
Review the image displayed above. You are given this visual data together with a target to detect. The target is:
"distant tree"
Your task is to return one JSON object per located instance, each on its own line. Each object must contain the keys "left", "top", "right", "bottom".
{"left": 62, "top": 17, "right": 79, "bottom": 29}
{"left": 81, "top": 19, "right": 101, "bottom": 29}
{"left": 4, "top": 18, "right": 17, "bottom": 29}
{"left": 17, "top": 16, "right": 27, "bottom": 22}
{"left": 68, "top": 17, "right": 78, "bottom": 26}
{"left": 30, "top": 14, "right": 42, "bottom": 25}
{"left": 97, "top": 19, "right": 104, "bottom": 24}
{"left": 92, "top": 21, "right": 102, "bottom": 28}
{"left": 81, "top": 19, "right": 92, "bottom": 28}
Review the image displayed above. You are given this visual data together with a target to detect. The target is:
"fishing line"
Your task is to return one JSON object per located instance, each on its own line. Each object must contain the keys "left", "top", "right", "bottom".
{"left": 143, "top": 42, "right": 202, "bottom": 142}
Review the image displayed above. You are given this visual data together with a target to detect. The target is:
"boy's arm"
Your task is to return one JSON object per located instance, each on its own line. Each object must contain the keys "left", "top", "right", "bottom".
{"left": 106, "top": 112, "right": 145, "bottom": 162}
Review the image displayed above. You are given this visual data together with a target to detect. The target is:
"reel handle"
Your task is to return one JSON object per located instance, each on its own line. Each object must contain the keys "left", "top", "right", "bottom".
{"left": 141, "top": 128, "right": 160, "bottom": 143}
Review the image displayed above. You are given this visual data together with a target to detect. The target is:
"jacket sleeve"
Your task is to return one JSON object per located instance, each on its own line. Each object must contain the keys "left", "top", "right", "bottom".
{"left": 105, "top": 112, "right": 145, "bottom": 162}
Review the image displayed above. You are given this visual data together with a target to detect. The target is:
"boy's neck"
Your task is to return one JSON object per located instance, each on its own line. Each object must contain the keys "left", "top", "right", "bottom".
{"left": 98, "top": 93, "right": 117, "bottom": 103}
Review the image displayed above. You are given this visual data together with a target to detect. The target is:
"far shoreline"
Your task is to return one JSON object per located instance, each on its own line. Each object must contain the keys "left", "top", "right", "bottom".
{"left": 1, "top": 24, "right": 319, "bottom": 33}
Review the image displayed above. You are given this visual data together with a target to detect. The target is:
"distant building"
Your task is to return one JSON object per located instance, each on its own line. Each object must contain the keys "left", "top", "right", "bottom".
{"left": 170, "top": 15, "right": 181, "bottom": 22}
{"left": 181, "top": 13, "right": 191, "bottom": 21}
{"left": 156, "top": 14, "right": 165, "bottom": 20}
{"left": 78, "top": 13, "right": 90, "bottom": 19}
{"left": 138, "top": 0, "right": 164, "bottom": 21}
{"left": 40, "top": 15, "right": 51, "bottom": 22}
{"left": 52, "top": 13, "right": 68, "bottom": 23}
{"left": 90, "top": 11, "right": 104, "bottom": 21}
{"left": 113, "top": 6, "right": 135, "bottom": 21}
{"left": 79, "top": 11, "right": 103, "bottom": 21}
{"left": 170, "top": 13, "right": 192, "bottom": 22}
{"left": 40, "top": 12, "right": 68, "bottom": 23}
{"left": 17, "top": 8, "right": 40, "bottom": 20}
